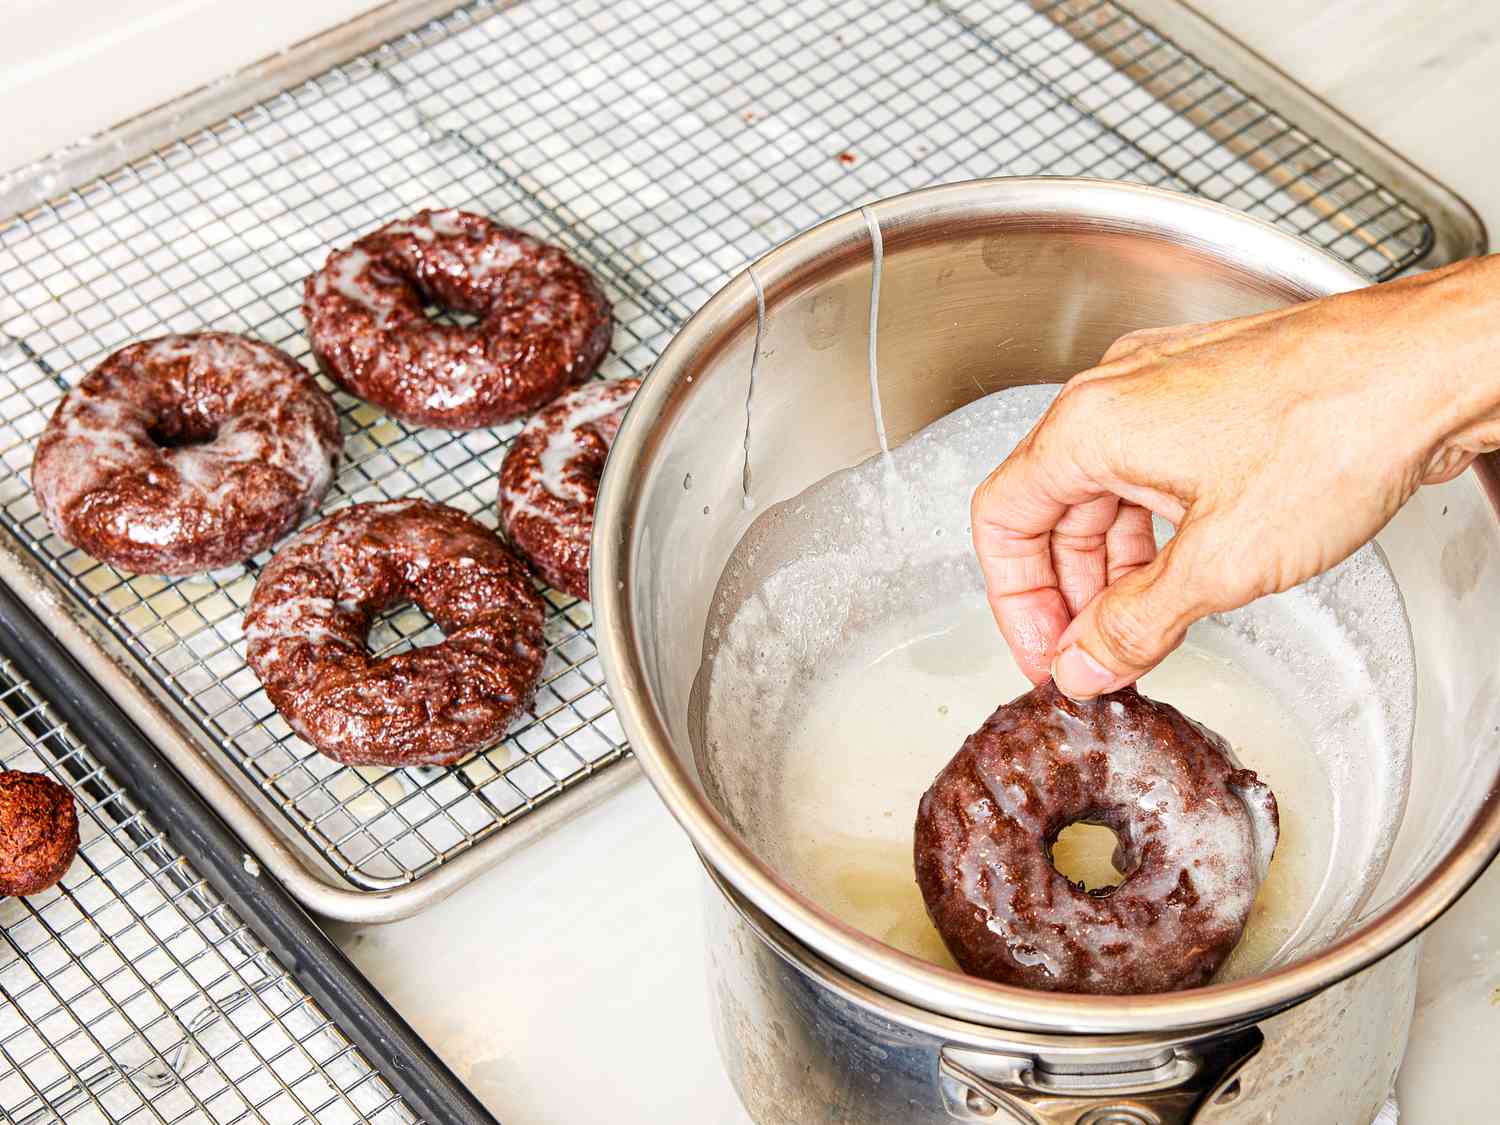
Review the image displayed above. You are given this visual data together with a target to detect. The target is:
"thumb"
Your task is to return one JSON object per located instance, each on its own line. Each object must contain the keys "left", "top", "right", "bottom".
{"left": 1050, "top": 532, "right": 1212, "bottom": 699}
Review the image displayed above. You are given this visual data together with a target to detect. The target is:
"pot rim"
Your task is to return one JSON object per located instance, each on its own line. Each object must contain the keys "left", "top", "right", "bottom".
{"left": 704, "top": 860, "right": 1272, "bottom": 1051}
{"left": 593, "top": 176, "right": 1500, "bottom": 1034}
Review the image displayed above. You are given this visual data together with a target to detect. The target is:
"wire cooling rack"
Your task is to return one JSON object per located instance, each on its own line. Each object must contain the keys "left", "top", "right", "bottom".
{"left": 0, "top": 0, "right": 1469, "bottom": 911}
{"left": 0, "top": 661, "right": 417, "bottom": 1125}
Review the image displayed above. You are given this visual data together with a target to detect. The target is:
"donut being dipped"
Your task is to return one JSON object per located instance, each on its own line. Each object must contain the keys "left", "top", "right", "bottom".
{"left": 0, "top": 771, "right": 79, "bottom": 897}
{"left": 497, "top": 377, "right": 639, "bottom": 601}
{"left": 245, "top": 499, "right": 546, "bottom": 767}
{"left": 31, "top": 333, "right": 341, "bottom": 576}
{"left": 302, "top": 209, "right": 612, "bottom": 430}
{"left": 914, "top": 682, "right": 1278, "bottom": 995}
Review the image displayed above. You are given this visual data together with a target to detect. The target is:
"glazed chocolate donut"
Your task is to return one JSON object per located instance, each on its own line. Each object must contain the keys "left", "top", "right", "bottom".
{"left": 244, "top": 499, "right": 546, "bottom": 767}
{"left": 0, "top": 771, "right": 79, "bottom": 897}
{"left": 914, "top": 683, "right": 1278, "bottom": 995}
{"left": 496, "top": 377, "right": 639, "bottom": 600}
{"left": 302, "top": 209, "right": 612, "bottom": 429}
{"left": 31, "top": 333, "right": 341, "bottom": 576}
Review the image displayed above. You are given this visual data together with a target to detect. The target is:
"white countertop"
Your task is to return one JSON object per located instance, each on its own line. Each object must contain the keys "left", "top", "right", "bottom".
{"left": 4, "top": 2, "right": 1498, "bottom": 1123}
{"left": 330, "top": 774, "right": 751, "bottom": 1124}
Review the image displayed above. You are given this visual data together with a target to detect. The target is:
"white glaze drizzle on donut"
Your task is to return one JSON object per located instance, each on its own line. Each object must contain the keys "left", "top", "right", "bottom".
{"left": 934, "top": 692, "right": 1278, "bottom": 989}
{"left": 496, "top": 378, "right": 639, "bottom": 599}
{"left": 32, "top": 333, "right": 341, "bottom": 575}
{"left": 244, "top": 498, "right": 545, "bottom": 766}
{"left": 503, "top": 382, "right": 637, "bottom": 518}
{"left": 302, "top": 210, "right": 611, "bottom": 430}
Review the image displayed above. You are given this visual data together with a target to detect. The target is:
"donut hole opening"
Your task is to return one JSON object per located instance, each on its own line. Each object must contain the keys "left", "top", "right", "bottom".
{"left": 1049, "top": 821, "right": 1130, "bottom": 893}
{"left": 147, "top": 413, "right": 219, "bottom": 450}
{"left": 423, "top": 303, "right": 483, "bottom": 329}
{"left": 367, "top": 600, "right": 446, "bottom": 658}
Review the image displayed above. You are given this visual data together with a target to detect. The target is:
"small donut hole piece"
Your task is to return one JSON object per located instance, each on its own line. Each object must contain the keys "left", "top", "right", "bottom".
{"left": 1049, "top": 821, "right": 1131, "bottom": 894}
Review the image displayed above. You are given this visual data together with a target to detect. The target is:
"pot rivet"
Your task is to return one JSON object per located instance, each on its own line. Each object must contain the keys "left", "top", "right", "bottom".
{"left": 1213, "top": 1078, "right": 1243, "bottom": 1105}
{"left": 1076, "top": 1108, "right": 1158, "bottom": 1125}
{"left": 963, "top": 1088, "right": 999, "bottom": 1117}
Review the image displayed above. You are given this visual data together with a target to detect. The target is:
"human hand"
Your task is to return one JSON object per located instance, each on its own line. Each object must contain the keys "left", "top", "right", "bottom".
{"left": 972, "top": 255, "right": 1500, "bottom": 699}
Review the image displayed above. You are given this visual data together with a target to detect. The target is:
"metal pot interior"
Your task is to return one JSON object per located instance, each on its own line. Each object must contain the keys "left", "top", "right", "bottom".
{"left": 594, "top": 178, "right": 1500, "bottom": 1033}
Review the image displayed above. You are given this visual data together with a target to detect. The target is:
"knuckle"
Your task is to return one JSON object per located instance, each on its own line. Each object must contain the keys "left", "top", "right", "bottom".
{"left": 1044, "top": 379, "right": 1121, "bottom": 469}
{"left": 1166, "top": 531, "right": 1244, "bottom": 614}
{"left": 979, "top": 429, "right": 1040, "bottom": 488}
{"left": 1109, "top": 326, "right": 1158, "bottom": 352}
{"left": 970, "top": 461, "right": 1013, "bottom": 522}
{"left": 1102, "top": 326, "right": 1176, "bottom": 366}
{"left": 1051, "top": 378, "right": 1108, "bottom": 429}
{"left": 1091, "top": 592, "right": 1166, "bottom": 669}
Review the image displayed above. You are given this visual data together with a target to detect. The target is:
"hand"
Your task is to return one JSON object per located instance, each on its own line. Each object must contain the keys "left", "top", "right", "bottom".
{"left": 971, "top": 255, "right": 1500, "bottom": 699}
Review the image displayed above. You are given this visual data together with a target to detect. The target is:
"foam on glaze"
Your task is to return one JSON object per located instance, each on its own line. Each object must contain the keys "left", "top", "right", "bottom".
{"left": 244, "top": 499, "right": 545, "bottom": 767}
{"left": 696, "top": 384, "right": 1413, "bottom": 978}
{"left": 914, "top": 682, "right": 1279, "bottom": 993}
{"left": 496, "top": 378, "right": 639, "bottom": 601}
{"left": 302, "top": 209, "right": 612, "bottom": 430}
{"left": 31, "top": 333, "right": 341, "bottom": 576}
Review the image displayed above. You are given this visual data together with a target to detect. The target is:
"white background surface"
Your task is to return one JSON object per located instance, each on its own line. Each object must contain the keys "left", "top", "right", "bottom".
{"left": 0, "top": 0, "right": 380, "bottom": 172}
{"left": 2, "top": 1, "right": 1498, "bottom": 1122}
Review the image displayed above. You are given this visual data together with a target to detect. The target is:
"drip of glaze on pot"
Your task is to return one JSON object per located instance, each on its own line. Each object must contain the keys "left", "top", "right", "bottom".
{"left": 694, "top": 385, "right": 1413, "bottom": 988}
{"left": 860, "top": 206, "right": 890, "bottom": 458}
{"left": 742, "top": 266, "right": 767, "bottom": 512}
{"left": 739, "top": 212, "right": 885, "bottom": 515}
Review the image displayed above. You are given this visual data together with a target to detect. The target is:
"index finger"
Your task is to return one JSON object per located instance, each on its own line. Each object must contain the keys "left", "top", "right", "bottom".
{"left": 971, "top": 452, "right": 1094, "bottom": 683}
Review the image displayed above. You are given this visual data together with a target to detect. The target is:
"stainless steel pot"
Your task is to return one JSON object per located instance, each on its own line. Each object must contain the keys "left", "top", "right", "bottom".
{"left": 593, "top": 179, "right": 1500, "bottom": 1123}
{"left": 704, "top": 872, "right": 1416, "bottom": 1124}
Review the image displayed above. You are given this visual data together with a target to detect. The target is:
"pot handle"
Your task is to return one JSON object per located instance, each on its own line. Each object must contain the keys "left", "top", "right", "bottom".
{"left": 938, "top": 1024, "right": 1263, "bottom": 1125}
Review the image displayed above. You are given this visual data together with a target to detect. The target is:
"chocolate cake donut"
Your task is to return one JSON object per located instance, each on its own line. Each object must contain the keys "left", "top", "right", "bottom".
{"left": 244, "top": 499, "right": 546, "bottom": 767}
{"left": 0, "top": 771, "right": 80, "bottom": 897}
{"left": 302, "top": 209, "right": 612, "bottom": 430}
{"left": 497, "top": 377, "right": 639, "bottom": 601}
{"left": 31, "top": 333, "right": 341, "bottom": 576}
{"left": 915, "top": 683, "right": 1278, "bottom": 995}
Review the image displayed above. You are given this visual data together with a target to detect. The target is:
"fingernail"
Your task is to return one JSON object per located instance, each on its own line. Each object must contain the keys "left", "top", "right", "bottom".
{"left": 1051, "top": 645, "right": 1115, "bottom": 700}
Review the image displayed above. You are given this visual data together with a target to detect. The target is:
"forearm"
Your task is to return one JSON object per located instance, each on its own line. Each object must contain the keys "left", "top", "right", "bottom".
{"left": 1201, "top": 252, "right": 1500, "bottom": 486}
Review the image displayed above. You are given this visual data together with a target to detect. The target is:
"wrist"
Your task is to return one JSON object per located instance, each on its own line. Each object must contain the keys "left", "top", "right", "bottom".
{"left": 1395, "top": 255, "right": 1500, "bottom": 454}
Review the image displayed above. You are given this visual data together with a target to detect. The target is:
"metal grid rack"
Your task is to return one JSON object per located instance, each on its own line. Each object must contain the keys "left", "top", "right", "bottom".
{"left": 0, "top": 0, "right": 1449, "bottom": 903}
{"left": 0, "top": 660, "right": 417, "bottom": 1124}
